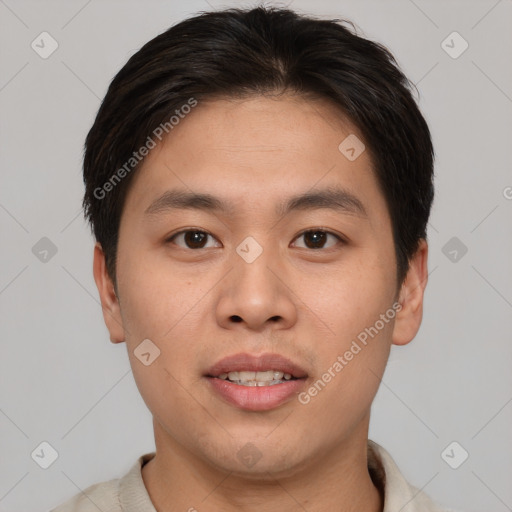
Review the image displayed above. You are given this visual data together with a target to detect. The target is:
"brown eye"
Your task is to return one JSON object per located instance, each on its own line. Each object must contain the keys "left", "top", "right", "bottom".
{"left": 168, "top": 230, "right": 220, "bottom": 249}
{"left": 293, "top": 230, "right": 342, "bottom": 250}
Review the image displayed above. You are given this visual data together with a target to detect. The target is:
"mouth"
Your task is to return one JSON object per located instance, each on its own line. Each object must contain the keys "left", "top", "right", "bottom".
{"left": 205, "top": 353, "right": 308, "bottom": 411}
{"left": 215, "top": 370, "right": 297, "bottom": 386}
{"left": 206, "top": 352, "right": 308, "bottom": 383}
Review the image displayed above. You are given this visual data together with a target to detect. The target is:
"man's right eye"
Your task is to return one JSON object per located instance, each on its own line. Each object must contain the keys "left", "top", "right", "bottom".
{"left": 166, "top": 229, "right": 221, "bottom": 249}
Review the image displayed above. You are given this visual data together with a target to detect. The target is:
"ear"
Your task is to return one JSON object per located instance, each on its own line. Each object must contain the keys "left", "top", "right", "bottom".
{"left": 93, "top": 242, "right": 126, "bottom": 344}
{"left": 392, "top": 239, "right": 429, "bottom": 346}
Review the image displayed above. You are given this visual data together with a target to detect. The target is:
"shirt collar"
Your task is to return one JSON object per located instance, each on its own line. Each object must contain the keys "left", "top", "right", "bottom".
{"left": 369, "top": 440, "right": 446, "bottom": 511}
{"left": 118, "top": 441, "right": 444, "bottom": 512}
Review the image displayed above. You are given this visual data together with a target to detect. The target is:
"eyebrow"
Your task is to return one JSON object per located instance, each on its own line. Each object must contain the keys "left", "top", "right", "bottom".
{"left": 144, "top": 186, "right": 367, "bottom": 218}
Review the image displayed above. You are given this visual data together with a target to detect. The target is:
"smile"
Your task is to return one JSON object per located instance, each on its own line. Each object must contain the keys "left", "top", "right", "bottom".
{"left": 217, "top": 370, "right": 295, "bottom": 386}
{"left": 206, "top": 353, "right": 308, "bottom": 411}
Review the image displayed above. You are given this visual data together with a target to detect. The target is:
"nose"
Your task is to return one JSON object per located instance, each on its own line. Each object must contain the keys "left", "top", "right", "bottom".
{"left": 215, "top": 238, "right": 298, "bottom": 332}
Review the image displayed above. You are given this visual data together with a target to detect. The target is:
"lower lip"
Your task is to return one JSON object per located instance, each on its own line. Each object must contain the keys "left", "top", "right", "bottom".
{"left": 206, "top": 377, "right": 305, "bottom": 411}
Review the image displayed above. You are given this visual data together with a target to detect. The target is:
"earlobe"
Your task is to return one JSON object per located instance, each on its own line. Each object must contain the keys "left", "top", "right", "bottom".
{"left": 392, "top": 239, "right": 429, "bottom": 346}
{"left": 92, "top": 242, "right": 126, "bottom": 344}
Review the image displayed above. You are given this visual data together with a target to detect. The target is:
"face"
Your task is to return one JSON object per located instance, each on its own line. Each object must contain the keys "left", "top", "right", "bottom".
{"left": 95, "top": 94, "right": 427, "bottom": 478}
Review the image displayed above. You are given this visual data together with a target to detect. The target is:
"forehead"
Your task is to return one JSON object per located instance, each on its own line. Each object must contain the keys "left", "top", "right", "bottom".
{"left": 122, "top": 94, "right": 388, "bottom": 224}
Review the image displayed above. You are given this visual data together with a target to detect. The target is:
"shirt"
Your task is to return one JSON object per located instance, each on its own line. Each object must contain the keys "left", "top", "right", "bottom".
{"left": 51, "top": 440, "right": 451, "bottom": 511}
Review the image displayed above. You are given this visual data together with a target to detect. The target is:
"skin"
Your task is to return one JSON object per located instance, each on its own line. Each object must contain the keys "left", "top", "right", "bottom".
{"left": 93, "top": 94, "right": 428, "bottom": 512}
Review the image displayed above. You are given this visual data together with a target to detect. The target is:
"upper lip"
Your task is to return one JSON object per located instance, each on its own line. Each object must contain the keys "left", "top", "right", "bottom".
{"left": 206, "top": 352, "right": 308, "bottom": 378}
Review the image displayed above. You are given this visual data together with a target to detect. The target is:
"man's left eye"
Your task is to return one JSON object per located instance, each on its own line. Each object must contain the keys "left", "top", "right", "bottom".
{"left": 292, "top": 230, "right": 343, "bottom": 250}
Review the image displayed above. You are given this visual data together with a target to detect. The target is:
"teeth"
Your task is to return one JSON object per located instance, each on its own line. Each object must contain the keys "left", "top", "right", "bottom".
{"left": 232, "top": 371, "right": 256, "bottom": 381}
{"left": 217, "top": 370, "right": 294, "bottom": 385}
{"left": 234, "top": 380, "right": 284, "bottom": 387}
{"left": 256, "top": 370, "right": 282, "bottom": 382}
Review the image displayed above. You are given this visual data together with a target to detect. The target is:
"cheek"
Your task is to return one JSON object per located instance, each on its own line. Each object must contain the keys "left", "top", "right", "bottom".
{"left": 303, "top": 254, "right": 396, "bottom": 344}
{"left": 115, "top": 254, "right": 201, "bottom": 402}
{"left": 116, "top": 246, "right": 197, "bottom": 339}
{"left": 297, "top": 318, "right": 393, "bottom": 436}
{"left": 295, "top": 256, "right": 395, "bottom": 414}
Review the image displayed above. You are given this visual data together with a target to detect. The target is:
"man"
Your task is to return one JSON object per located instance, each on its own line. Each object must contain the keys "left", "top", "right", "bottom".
{"left": 53, "top": 6, "right": 449, "bottom": 511}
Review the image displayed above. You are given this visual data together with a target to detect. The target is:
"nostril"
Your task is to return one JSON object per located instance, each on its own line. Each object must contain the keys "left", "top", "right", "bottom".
{"left": 231, "top": 315, "right": 243, "bottom": 322}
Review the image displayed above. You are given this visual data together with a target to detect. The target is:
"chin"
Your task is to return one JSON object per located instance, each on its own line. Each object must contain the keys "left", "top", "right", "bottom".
{"left": 197, "top": 434, "right": 311, "bottom": 480}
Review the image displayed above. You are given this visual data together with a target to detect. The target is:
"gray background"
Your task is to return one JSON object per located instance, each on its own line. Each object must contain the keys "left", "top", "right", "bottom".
{"left": 1, "top": 0, "right": 511, "bottom": 511}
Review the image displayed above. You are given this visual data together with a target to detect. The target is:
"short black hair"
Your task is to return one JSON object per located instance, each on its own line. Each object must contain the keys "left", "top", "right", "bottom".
{"left": 83, "top": 6, "right": 434, "bottom": 286}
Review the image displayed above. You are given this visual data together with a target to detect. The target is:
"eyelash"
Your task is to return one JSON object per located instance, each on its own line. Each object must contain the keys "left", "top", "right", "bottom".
{"left": 165, "top": 228, "right": 346, "bottom": 251}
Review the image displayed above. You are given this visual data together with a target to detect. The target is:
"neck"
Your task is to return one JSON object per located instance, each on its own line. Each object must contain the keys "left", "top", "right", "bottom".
{"left": 142, "top": 418, "right": 383, "bottom": 512}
